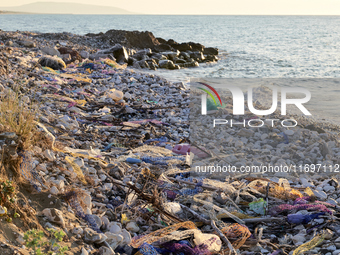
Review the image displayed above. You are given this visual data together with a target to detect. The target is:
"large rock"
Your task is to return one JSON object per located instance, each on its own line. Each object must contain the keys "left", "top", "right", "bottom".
{"left": 179, "top": 52, "right": 191, "bottom": 60}
{"left": 19, "top": 40, "right": 36, "bottom": 48}
{"left": 190, "top": 51, "right": 205, "bottom": 62}
{"left": 84, "top": 228, "right": 107, "bottom": 244}
{"left": 104, "top": 233, "right": 123, "bottom": 250}
{"left": 204, "top": 47, "right": 219, "bottom": 55}
{"left": 205, "top": 55, "right": 218, "bottom": 62}
{"left": 126, "top": 221, "right": 140, "bottom": 233}
{"left": 132, "top": 49, "right": 152, "bottom": 61}
{"left": 80, "top": 50, "right": 90, "bottom": 59}
{"left": 159, "top": 59, "right": 176, "bottom": 69}
{"left": 154, "top": 43, "right": 173, "bottom": 52}
{"left": 42, "top": 46, "right": 60, "bottom": 56}
{"left": 162, "top": 51, "right": 180, "bottom": 60}
{"left": 99, "top": 44, "right": 129, "bottom": 63}
{"left": 39, "top": 55, "right": 66, "bottom": 70}
{"left": 60, "top": 53, "right": 71, "bottom": 62}
{"left": 146, "top": 59, "right": 158, "bottom": 70}
{"left": 156, "top": 37, "right": 167, "bottom": 44}
{"left": 87, "top": 29, "right": 160, "bottom": 49}
{"left": 151, "top": 53, "right": 167, "bottom": 60}
{"left": 137, "top": 60, "right": 149, "bottom": 69}
{"left": 178, "top": 60, "right": 199, "bottom": 68}
{"left": 58, "top": 47, "right": 82, "bottom": 64}
{"left": 174, "top": 58, "right": 187, "bottom": 64}
{"left": 172, "top": 42, "right": 192, "bottom": 51}
{"left": 42, "top": 208, "right": 65, "bottom": 228}
{"left": 189, "top": 42, "right": 205, "bottom": 52}
{"left": 89, "top": 53, "right": 112, "bottom": 60}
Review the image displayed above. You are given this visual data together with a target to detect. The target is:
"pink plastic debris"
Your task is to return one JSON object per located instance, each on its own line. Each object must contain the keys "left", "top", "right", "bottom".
{"left": 172, "top": 144, "right": 191, "bottom": 155}
{"left": 172, "top": 144, "right": 210, "bottom": 158}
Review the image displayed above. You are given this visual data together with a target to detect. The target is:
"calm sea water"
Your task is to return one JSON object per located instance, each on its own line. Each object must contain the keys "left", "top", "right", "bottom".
{"left": 1, "top": 15, "right": 340, "bottom": 123}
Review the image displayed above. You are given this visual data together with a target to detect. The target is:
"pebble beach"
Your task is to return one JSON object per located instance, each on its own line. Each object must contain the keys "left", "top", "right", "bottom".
{"left": 0, "top": 28, "right": 340, "bottom": 255}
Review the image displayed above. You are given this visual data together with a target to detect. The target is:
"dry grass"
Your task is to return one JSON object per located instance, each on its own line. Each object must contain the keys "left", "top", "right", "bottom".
{"left": 0, "top": 92, "right": 38, "bottom": 151}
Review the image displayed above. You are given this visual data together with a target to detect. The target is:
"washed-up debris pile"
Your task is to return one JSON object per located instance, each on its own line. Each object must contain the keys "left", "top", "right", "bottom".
{"left": 0, "top": 30, "right": 339, "bottom": 255}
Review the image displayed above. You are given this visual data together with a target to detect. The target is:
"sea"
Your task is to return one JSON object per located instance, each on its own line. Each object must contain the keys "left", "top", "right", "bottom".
{"left": 1, "top": 15, "right": 340, "bottom": 123}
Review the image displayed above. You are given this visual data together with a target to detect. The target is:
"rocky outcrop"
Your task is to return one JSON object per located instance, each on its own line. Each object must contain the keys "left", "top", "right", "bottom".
{"left": 86, "top": 29, "right": 219, "bottom": 70}
{"left": 94, "top": 44, "right": 129, "bottom": 63}
{"left": 86, "top": 29, "right": 160, "bottom": 49}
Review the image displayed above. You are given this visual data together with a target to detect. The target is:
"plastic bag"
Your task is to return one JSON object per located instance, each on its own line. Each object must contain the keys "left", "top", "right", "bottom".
{"left": 249, "top": 198, "right": 267, "bottom": 215}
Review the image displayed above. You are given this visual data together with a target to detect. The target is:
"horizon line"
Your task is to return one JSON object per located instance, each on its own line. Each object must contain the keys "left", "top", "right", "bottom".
{"left": 1, "top": 12, "right": 340, "bottom": 16}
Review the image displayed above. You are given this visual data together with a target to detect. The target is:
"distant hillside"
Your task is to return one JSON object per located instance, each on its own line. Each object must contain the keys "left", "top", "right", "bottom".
{"left": 0, "top": 2, "right": 137, "bottom": 14}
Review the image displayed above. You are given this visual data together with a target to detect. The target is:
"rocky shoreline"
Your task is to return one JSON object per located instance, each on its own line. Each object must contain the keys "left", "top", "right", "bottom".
{"left": 0, "top": 29, "right": 340, "bottom": 255}
{"left": 1, "top": 29, "right": 218, "bottom": 71}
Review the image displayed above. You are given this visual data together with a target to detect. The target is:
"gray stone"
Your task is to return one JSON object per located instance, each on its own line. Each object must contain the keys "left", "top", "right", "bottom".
{"left": 172, "top": 43, "right": 192, "bottom": 51}
{"left": 190, "top": 51, "right": 205, "bottom": 62}
{"left": 0, "top": 132, "right": 17, "bottom": 140}
{"left": 20, "top": 40, "right": 36, "bottom": 48}
{"left": 313, "top": 189, "right": 328, "bottom": 200}
{"left": 42, "top": 208, "right": 65, "bottom": 227}
{"left": 5, "top": 41, "right": 13, "bottom": 46}
{"left": 42, "top": 46, "right": 60, "bottom": 56}
{"left": 203, "top": 47, "right": 218, "bottom": 55}
{"left": 159, "top": 59, "right": 176, "bottom": 69}
{"left": 161, "top": 51, "right": 180, "bottom": 60}
{"left": 100, "top": 44, "right": 129, "bottom": 63}
{"left": 84, "top": 228, "right": 107, "bottom": 243}
{"left": 237, "top": 128, "right": 254, "bottom": 137}
{"left": 80, "top": 50, "right": 90, "bottom": 59}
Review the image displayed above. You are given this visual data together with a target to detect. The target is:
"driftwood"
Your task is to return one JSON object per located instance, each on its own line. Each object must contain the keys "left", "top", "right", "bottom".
{"left": 211, "top": 220, "right": 238, "bottom": 255}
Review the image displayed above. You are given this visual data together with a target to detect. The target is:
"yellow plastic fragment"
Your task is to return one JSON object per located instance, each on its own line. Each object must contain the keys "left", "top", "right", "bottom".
{"left": 42, "top": 66, "right": 58, "bottom": 73}
{"left": 76, "top": 100, "right": 87, "bottom": 107}
{"left": 59, "top": 73, "right": 92, "bottom": 83}
{"left": 305, "top": 187, "right": 314, "bottom": 196}
{"left": 217, "top": 211, "right": 255, "bottom": 220}
{"left": 65, "top": 156, "right": 87, "bottom": 185}
{"left": 293, "top": 233, "right": 326, "bottom": 255}
{"left": 0, "top": 206, "right": 7, "bottom": 216}
{"left": 121, "top": 213, "right": 129, "bottom": 224}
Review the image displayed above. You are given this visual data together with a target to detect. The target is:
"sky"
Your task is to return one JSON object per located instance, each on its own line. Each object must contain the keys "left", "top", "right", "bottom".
{"left": 1, "top": 0, "right": 340, "bottom": 15}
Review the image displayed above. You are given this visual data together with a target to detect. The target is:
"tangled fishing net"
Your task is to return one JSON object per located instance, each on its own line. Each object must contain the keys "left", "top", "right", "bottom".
{"left": 131, "top": 221, "right": 197, "bottom": 248}
{"left": 221, "top": 223, "right": 251, "bottom": 249}
{"left": 248, "top": 180, "right": 303, "bottom": 200}
{"left": 270, "top": 197, "right": 333, "bottom": 216}
{"left": 292, "top": 232, "right": 327, "bottom": 255}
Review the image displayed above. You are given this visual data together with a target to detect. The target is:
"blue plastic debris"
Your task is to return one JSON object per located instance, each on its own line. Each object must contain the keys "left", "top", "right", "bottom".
{"left": 287, "top": 212, "right": 325, "bottom": 224}
{"left": 126, "top": 158, "right": 142, "bottom": 164}
{"left": 102, "top": 142, "right": 115, "bottom": 151}
{"left": 138, "top": 243, "right": 159, "bottom": 255}
{"left": 279, "top": 132, "right": 289, "bottom": 144}
{"left": 144, "top": 137, "right": 168, "bottom": 144}
{"left": 66, "top": 191, "right": 102, "bottom": 233}
{"left": 141, "top": 156, "right": 185, "bottom": 165}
